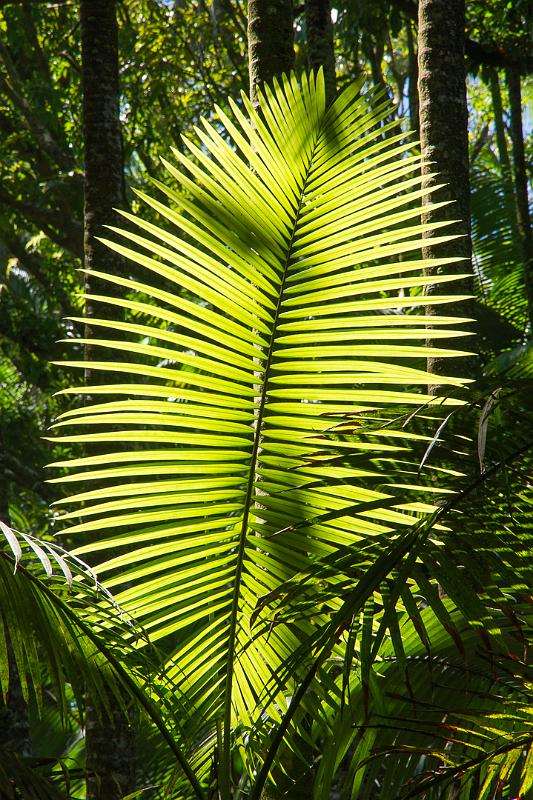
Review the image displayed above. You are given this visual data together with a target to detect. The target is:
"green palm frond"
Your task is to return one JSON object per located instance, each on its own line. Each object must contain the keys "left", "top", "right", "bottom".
{"left": 0, "top": 523, "right": 204, "bottom": 798}
{"left": 471, "top": 154, "right": 527, "bottom": 337}
{"left": 49, "top": 71, "right": 476, "bottom": 795}
{"left": 313, "top": 604, "right": 532, "bottom": 800}
{"left": 0, "top": 520, "right": 126, "bottom": 714}
{"left": 0, "top": 752, "right": 67, "bottom": 800}
{"left": 262, "top": 381, "right": 533, "bottom": 799}
{"left": 486, "top": 339, "right": 533, "bottom": 377}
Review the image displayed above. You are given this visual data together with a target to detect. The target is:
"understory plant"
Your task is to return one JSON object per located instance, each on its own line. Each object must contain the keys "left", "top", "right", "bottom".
{"left": 1, "top": 71, "right": 531, "bottom": 800}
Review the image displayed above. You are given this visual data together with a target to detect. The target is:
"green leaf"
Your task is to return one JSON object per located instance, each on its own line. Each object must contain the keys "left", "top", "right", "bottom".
{"left": 48, "top": 71, "right": 483, "bottom": 796}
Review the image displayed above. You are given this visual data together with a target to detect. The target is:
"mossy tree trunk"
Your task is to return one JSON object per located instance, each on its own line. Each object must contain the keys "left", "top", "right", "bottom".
{"left": 305, "top": 0, "right": 336, "bottom": 105}
{"left": 81, "top": 0, "right": 126, "bottom": 359}
{"left": 248, "top": 0, "right": 294, "bottom": 105}
{"left": 417, "top": 0, "right": 476, "bottom": 380}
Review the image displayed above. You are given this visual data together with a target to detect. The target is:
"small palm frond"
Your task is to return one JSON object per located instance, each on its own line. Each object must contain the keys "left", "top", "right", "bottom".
{"left": 314, "top": 607, "right": 532, "bottom": 800}
{"left": 263, "top": 382, "right": 533, "bottom": 799}
{"left": 470, "top": 154, "right": 527, "bottom": 337}
{"left": 0, "top": 752, "right": 67, "bottom": 800}
{"left": 486, "top": 339, "right": 533, "bottom": 377}
{"left": 50, "top": 71, "right": 474, "bottom": 793}
{"left": 0, "top": 520, "right": 128, "bottom": 714}
{"left": 0, "top": 518, "right": 204, "bottom": 797}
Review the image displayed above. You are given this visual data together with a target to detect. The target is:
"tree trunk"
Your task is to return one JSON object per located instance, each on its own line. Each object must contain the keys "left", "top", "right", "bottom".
{"left": 364, "top": 32, "right": 395, "bottom": 137}
{"left": 505, "top": 66, "right": 533, "bottom": 330}
{"left": 80, "top": 0, "right": 126, "bottom": 363}
{"left": 305, "top": 0, "right": 336, "bottom": 105}
{"left": 79, "top": 2, "right": 135, "bottom": 798}
{"left": 417, "top": 0, "right": 476, "bottom": 380}
{"left": 488, "top": 67, "right": 522, "bottom": 290}
{"left": 248, "top": 0, "right": 294, "bottom": 105}
{"left": 488, "top": 68, "right": 516, "bottom": 229}
{"left": 406, "top": 18, "right": 418, "bottom": 138}
{"left": 84, "top": 701, "right": 136, "bottom": 800}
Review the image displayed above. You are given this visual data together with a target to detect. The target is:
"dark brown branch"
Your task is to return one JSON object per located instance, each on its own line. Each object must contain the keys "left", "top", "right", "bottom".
{"left": 0, "top": 0, "right": 71, "bottom": 6}
{"left": 465, "top": 36, "right": 532, "bottom": 73}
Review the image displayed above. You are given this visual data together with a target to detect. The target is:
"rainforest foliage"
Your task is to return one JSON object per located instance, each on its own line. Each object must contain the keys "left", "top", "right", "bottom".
{"left": 0, "top": 2, "right": 532, "bottom": 800}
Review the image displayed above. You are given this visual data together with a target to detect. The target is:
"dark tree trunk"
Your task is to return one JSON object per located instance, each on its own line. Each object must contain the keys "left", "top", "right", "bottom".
{"left": 488, "top": 66, "right": 523, "bottom": 286}
{"left": 505, "top": 66, "right": 533, "bottom": 329}
{"left": 84, "top": 701, "right": 136, "bottom": 800}
{"left": 305, "top": 0, "right": 336, "bottom": 105}
{"left": 364, "top": 32, "right": 395, "bottom": 136}
{"left": 80, "top": 0, "right": 126, "bottom": 360}
{"left": 79, "top": 3, "right": 135, "bottom": 799}
{"left": 417, "top": 0, "right": 476, "bottom": 380}
{"left": 247, "top": 0, "right": 294, "bottom": 104}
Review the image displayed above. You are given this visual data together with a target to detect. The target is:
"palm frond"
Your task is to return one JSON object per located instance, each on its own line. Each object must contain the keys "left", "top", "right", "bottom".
{"left": 0, "top": 520, "right": 128, "bottom": 716}
{"left": 263, "top": 383, "right": 532, "bottom": 799}
{"left": 0, "top": 521, "right": 204, "bottom": 799}
{"left": 49, "top": 71, "right": 475, "bottom": 795}
{"left": 471, "top": 152, "right": 527, "bottom": 337}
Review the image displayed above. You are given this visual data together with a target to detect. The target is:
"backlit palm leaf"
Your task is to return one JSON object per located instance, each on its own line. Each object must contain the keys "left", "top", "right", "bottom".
{"left": 49, "top": 72, "right": 472, "bottom": 794}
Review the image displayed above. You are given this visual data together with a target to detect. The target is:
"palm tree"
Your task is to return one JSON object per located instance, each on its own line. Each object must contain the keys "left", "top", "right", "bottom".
{"left": 1, "top": 71, "right": 531, "bottom": 800}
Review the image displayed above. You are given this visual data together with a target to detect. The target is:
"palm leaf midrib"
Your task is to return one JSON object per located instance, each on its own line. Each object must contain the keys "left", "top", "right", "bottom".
{"left": 222, "top": 110, "right": 326, "bottom": 766}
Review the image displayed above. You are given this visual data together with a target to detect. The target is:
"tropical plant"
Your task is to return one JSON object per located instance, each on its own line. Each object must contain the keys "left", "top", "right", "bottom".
{"left": 2, "top": 71, "right": 531, "bottom": 799}
{"left": 471, "top": 150, "right": 527, "bottom": 335}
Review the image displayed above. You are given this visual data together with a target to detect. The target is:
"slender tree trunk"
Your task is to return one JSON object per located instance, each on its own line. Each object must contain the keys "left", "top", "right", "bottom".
{"left": 417, "top": 0, "right": 476, "bottom": 380}
{"left": 406, "top": 18, "right": 418, "bottom": 138}
{"left": 79, "top": 3, "right": 135, "bottom": 798}
{"left": 248, "top": 0, "right": 294, "bottom": 104}
{"left": 305, "top": 0, "right": 336, "bottom": 105}
{"left": 505, "top": 66, "right": 533, "bottom": 329}
{"left": 488, "top": 69, "right": 516, "bottom": 222}
{"left": 80, "top": 0, "right": 126, "bottom": 359}
{"left": 364, "top": 33, "right": 395, "bottom": 136}
{"left": 367, "top": 35, "right": 386, "bottom": 90}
